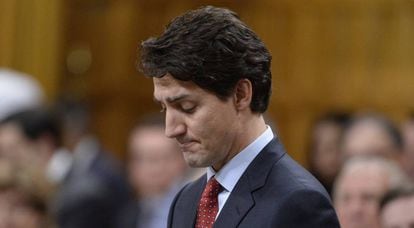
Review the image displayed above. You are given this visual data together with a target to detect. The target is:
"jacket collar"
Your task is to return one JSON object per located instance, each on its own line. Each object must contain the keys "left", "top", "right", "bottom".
{"left": 213, "top": 138, "right": 286, "bottom": 227}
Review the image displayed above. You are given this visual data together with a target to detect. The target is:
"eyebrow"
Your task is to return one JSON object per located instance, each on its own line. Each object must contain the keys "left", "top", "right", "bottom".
{"left": 153, "top": 94, "right": 190, "bottom": 104}
{"left": 167, "top": 94, "right": 189, "bottom": 103}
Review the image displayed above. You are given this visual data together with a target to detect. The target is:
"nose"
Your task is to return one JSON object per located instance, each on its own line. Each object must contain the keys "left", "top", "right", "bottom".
{"left": 165, "top": 110, "right": 186, "bottom": 138}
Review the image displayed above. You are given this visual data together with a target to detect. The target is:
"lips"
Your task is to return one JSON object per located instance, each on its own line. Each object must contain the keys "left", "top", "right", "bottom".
{"left": 179, "top": 141, "right": 195, "bottom": 147}
{"left": 177, "top": 140, "right": 197, "bottom": 151}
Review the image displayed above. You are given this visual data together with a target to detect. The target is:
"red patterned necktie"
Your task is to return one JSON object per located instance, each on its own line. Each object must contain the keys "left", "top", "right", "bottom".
{"left": 195, "top": 177, "right": 221, "bottom": 228}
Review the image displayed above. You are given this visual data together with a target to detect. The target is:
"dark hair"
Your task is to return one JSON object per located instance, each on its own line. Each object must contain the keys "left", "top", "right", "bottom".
{"left": 53, "top": 97, "right": 90, "bottom": 135}
{"left": 140, "top": 6, "right": 272, "bottom": 113}
{"left": 380, "top": 185, "right": 414, "bottom": 211}
{"left": 0, "top": 108, "right": 62, "bottom": 147}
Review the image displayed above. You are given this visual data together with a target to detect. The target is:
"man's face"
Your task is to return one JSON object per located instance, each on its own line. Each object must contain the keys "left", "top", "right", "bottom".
{"left": 128, "top": 127, "right": 186, "bottom": 197}
{"left": 311, "top": 122, "right": 342, "bottom": 182}
{"left": 0, "top": 124, "right": 34, "bottom": 166}
{"left": 381, "top": 195, "right": 414, "bottom": 228}
{"left": 342, "top": 122, "right": 398, "bottom": 160}
{"left": 153, "top": 74, "right": 240, "bottom": 170}
{"left": 334, "top": 166, "right": 389, "bottom": 228}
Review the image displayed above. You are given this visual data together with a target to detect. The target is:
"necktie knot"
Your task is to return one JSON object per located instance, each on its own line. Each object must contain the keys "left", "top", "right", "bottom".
{"left": 202, "top": 178, "right": 221, "bottom": 199}
{"left": 195, "top": 177, "right": 221, "bottom": 228}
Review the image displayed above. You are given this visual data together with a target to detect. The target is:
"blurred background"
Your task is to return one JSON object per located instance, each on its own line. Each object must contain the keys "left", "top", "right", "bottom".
{"left": 1, "top": 1, "right": 414, "bottom": 227}
{"left": 1, "top": 0, "right": 414, "bottom": 164}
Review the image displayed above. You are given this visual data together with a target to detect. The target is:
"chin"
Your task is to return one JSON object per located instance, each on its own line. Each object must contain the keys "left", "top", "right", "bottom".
{"left": 184, "top": 155, "right": 210, "bottom": 168}
{"left": 185, "top": 159, "right": 207, "bottom": 168}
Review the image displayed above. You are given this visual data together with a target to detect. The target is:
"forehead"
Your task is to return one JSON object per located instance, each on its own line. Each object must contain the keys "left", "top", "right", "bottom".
{"left": 153, "top": 74, "right": 202, "bottom": 102}
{"left": 339, "top": 165, "right": 389, "bottom": 194}
{"left": 0, "top": 123, "right": 24, "bottom": 141}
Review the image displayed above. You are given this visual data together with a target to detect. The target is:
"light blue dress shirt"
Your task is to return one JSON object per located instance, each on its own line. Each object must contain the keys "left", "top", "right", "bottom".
{"left": 206, "top": 126, "right": 274, "bottom": 218}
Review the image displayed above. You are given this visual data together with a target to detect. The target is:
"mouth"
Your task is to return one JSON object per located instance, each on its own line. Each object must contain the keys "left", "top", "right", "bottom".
{"left": 177, "top": 139, "right": 197, "bottom": 151}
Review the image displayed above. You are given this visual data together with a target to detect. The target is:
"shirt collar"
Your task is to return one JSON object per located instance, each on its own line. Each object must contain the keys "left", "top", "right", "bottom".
{"left": 207, "top": 126, "right": 274, "bottom": 192}
{"left": 46, "top": 148, "right": 73, "bottom": 183}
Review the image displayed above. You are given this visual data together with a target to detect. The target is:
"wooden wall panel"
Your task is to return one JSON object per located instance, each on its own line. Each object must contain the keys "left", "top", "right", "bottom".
{"left": 14, "top": 0, "right": 411, "bottom": 164}
{"left": 0, "top": 0, "right": 64, "bottom": 100}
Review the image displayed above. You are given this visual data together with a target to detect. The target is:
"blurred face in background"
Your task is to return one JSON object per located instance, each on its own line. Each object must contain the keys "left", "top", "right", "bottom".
{"left": 0, "top": 188, "right": 45, "bottom": 228}
{"left": 0, "top": 124, "right": 36, "bottom": 167}
{"left": 341, "top": 121, "right": 399, "bottom": 161}
{"left": 310, "top": 121, "right": 342, "bottom": 184}
{"left": 0, "top": 123, "right": 51, "bottom": 169}
{"left": 128, "top": 126, "right": 186, "bottom": 198}
{"left": 334, "top": 164, "right": 390, "bottom": 228}
{"left": 0, "top": 189, "right": 18, "bottom": 228}
{"left": 401, "top": 120, "right": 414, "bottom": 180}
{"left": 381, "top": 195, "right": 414, "bottom": 228}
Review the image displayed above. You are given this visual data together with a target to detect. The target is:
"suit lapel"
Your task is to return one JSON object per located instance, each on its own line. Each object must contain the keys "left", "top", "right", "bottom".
{"left": 175, "top": 175, "right": 206, "bottom": 228}
{"left": 214, "top": 138, "right": 286, "bottom": 227}
{"left": 213, "top": 177, "right": 254, "bottom": 228}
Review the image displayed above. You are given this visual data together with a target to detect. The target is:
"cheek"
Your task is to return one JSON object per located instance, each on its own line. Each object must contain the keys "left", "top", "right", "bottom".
{"left": 192, "top": 116, "right": 228, "bottom": 145}
{"left": 186, "top": 103, "right": 237, "bottom": 148}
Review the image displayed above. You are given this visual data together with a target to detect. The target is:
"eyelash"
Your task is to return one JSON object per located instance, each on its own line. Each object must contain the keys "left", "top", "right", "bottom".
{"left": 159, "top": 105, "right": 195, "bottom": 114}
{"left": 181, "top": 106, "right": 196, "bottom": 114}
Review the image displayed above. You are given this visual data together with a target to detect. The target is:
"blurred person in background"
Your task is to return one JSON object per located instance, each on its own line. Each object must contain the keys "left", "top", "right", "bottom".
{"left": 333, "top": 156, "right": 408, "bottom": 228}
{"left": 380, "top": 185, "right": 414, "bottom": 228}
{"left": 340, "top": 113, "right": 403, "bottom": 162}
{"left": 0, "top": 68, "right": 44, "bottom": 121}
{"left": 401, "top": 114, "right": 414, "bottom": 181}
{"left": 0, "top": 160, "right": 50, "bottom": 228}
{"left": 53, "top": 99, "right": 131, "bottom": 228}
{"left": 308, "top": 112, "right": 350, "bottom": 194}
{"left": 0, "top": 68, "right": 44, "bottom": 163}
{"left": 0, "top": 108, "right": 64, "bottom": 198}
{"left": 0, "top": 106, "right": 130, "bottom": 228}
{"left": 117, "top": 114, "right": 188, "bottom": 228}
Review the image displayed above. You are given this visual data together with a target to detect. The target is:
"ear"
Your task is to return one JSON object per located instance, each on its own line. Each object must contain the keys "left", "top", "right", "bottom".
{"left": 233, "top": 79, "right": 253, "bottom": 111}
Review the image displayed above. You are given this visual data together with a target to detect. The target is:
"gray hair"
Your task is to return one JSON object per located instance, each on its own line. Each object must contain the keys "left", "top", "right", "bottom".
{"left": 333, "top": 156, "right": 409, "bottom": 199}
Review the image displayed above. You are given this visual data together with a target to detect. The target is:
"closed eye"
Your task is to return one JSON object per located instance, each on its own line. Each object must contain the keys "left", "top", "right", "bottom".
{"left": 181, "top": 106, "right": 196, "bottom": 114}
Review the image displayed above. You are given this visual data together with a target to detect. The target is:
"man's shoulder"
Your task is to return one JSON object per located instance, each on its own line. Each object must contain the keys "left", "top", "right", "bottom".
{"left": 239, "top": 145, "right": 339, "bottom": 227}
{"left": 267, "top": 152, "right": 330, "bottom": 196}
{"left": 252, "top": 138, "right": 329, "bottom": 198}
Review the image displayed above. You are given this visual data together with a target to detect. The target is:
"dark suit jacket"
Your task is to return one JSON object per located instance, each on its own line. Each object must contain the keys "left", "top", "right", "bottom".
{"left": 168, "top": 138, "right": 340, "bottom": 228}
{"left": 116, "top": 201, "right": 139, "bottom": 228}
{"left": 53, "top": 145, "right": 131, "bottom": 228}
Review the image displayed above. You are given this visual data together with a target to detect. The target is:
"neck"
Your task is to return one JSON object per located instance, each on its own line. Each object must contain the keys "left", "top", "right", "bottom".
{"left": 212, "top": 114, "right": 267, "bottom": 171}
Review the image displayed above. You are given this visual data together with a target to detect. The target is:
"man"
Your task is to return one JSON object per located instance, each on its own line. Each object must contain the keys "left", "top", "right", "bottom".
{"left": 308, "top": 112, "right": 350, "bottom": 195}
{"left": 139, "top": 6, "right": 339, "bottom": 228}
{"left": 0, "top": 108, "right": 64, "bottom": 195}
{"left": 380, "top": 185, "right": 414, "bottom": 228}
{"left": 333, "top": 156, "right": 407, "bottom": 228}
{"left": 340, "top": 113, "right": 403, "bottom": 161}
{"left": 117, "top": 114, "right": 187, "bottom": 228}
{"left": 52, "top": 101, "right": 131, "bottom": 228}
{"left": 0, "top": 164, "right": 49, "bottom": 228}
{"left": 0, "top": 68, "right": 43, "bottom": 121}
{"left": 0, "top": 108, "right": 130, "bottom": 228}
